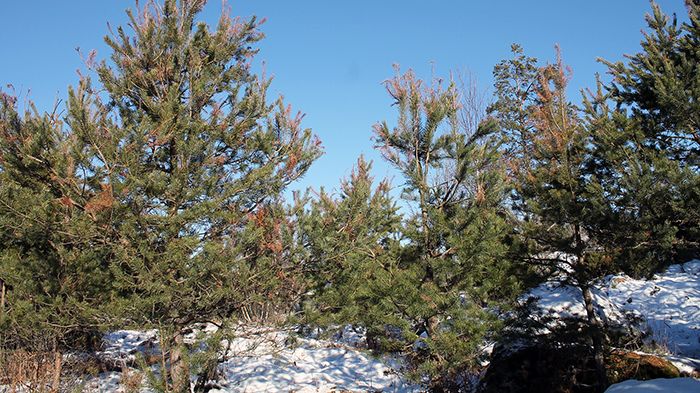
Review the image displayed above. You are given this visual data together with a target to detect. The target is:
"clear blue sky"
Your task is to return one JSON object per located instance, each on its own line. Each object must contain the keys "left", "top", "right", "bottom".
{"left": 0, "top": 1, "right": 689, "bottom": 197}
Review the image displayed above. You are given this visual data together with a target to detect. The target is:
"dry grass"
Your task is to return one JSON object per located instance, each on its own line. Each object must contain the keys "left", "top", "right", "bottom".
{"left": 0, "top": 350, "right": 60, "bottom": 393}
{"left": 120, "top": 364, "right": 143, "bottom": 393}
{"left": 0, "top": 350, "right": 105, "bottom": 392}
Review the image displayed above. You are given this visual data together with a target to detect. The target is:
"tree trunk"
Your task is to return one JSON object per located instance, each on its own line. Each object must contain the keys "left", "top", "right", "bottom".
{"left": 1, "top": 279, "right": 6, "bottom": 317}
{"left": 581, "top": 284, "right": 607, "bottom": 391}
{"left": 366, "top": 330, "right": 379, "bottom": 351}
{"left": 51, "top": 346, "right": 62, "bottom": 393}
{"left": 170, "top": 331, "right": 190, "bottom": 393}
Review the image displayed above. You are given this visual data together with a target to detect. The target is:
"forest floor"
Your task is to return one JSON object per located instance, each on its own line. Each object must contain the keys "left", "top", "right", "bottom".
{"left": 75, "top": 260, "right": 700, "bottom": 392}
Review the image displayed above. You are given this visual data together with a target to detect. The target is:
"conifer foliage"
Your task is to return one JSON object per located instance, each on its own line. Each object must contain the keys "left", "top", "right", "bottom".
{"left": 490, "top": 46, "right": 613, "bottom": 390}
{"left": 372, "top": 70, "right": 518, "bottom": 384}
{"left": 488, "top": 2, "right": 700, "bottom": 387}
{"left": 1, "top": 0, "right": 320, "bottom": 390}
{"left": 0, "top": 93, "right": 112, "bottom": 373}
{"left": 303, "top": 69, "right": 518, "bottom": 387}
{"left": 301, "top": 155, "right": 400, "bottom": 330}
{"left": 1, "top": 0, "right": 700, "bottom": 391}
{"left": 591, "top": 1, "right": 700, "bottom": 273}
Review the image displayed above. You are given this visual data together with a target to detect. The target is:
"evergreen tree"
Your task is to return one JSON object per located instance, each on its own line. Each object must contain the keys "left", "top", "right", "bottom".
{"left": 490, "top": 47, "right": 613, "bottom": 390}
{"left": 603, "top": 1, "right": 700, "bottom": 169}
{"left": 3, "top": 1, "right": 321, "bottom": 390}
{"left": 492, "top": 4, "right": 700, "bottom": 386}
{"left": 0, "top": 93, "right": 113, "bottom": 388}
{"left": 591, "top": 1, "right": 700, "bottom": 271}
{"left": 311, "top": 69, "right": 517, "bottom": 387}
{"left": 236, "top": 195, "right": 312, "bottom": 323}
{"left": 378, "top": 69, "right": 516, "bottom": 385}
{"left": 300, "top": 156, "right": 401, "bottom": 331}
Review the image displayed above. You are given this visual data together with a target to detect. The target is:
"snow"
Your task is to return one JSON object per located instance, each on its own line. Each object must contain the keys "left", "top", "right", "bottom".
{"left": 607, "top": 261, "right": 700, "bottom": 358}
{"left": 84, "top": 325, "right": 420, "bottom": 392}
{"left": 209, "top": 326, "right": 417, "bottom": 393}
{"left": 525, "top": 260, "right": 700, "bottom": 372}
{"left": 31, "top": 260, "right": 700, "bottom": 392}
{"left": 604, "top": 378, "right": 700, "bottom": 392}
{"left": 101, "top": 329, "right": 159, "bottom": 365}
{"left": 216, "top": 341, "right": 408, "bottom": 392}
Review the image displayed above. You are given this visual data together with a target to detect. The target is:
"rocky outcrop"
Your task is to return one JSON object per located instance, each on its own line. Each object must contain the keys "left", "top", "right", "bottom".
{"left": 607, "top": 350, "right": 680, "bottom": 383}
{"left": 480, "top": 343, "right": 681, "bottom": 393}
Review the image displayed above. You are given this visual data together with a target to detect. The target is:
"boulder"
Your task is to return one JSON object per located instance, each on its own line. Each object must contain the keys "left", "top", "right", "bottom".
{"left": 479, "top": 341, "right": 598, "bottom": 393}
{"left": 607, "top": 350, "right": 680, "bottom": 383}
{"left": 480, "top": 345, "right": 681, "bottom": 393}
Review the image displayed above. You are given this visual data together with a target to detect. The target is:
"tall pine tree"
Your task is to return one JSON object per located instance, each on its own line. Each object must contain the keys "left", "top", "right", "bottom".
{"left": 490, "top": 47, "right": 614, "bottom": 390}
{"left": 591, "top": 1, "right": 700, "bottom": 272}
{"left": 329, "top": 68, "right": 517, "bottom": 387}
{"left": 3, "top": 1, "right": 321, "bottom": 391}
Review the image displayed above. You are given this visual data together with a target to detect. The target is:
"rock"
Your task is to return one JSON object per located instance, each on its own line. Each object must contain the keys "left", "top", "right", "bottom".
{"left": 480, "top": 344, "right": 682, "bottom": 393}
{"left": 607, "top": 350, "right": 680, "bottom": 383}
{"left": 479, "top": 341, "right": 599, "bottom": 393}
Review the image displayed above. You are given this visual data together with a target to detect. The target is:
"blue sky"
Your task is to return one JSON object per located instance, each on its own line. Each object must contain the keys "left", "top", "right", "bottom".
{"left": 1, "top": 1, "right": 689, "bottom": 197}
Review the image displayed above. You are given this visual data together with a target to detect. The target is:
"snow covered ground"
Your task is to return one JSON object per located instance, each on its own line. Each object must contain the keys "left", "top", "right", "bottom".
{"left": 605, "top": 377, "right": 700, "bottom": 392}
{"left": 85, "top": 325, "right": 420, "bottom": 392}
{"left": 73, "top": 261, "right": 699, "bottom": 392}
{"left": 526, "top": 260, "right": 700, "bottom": 374}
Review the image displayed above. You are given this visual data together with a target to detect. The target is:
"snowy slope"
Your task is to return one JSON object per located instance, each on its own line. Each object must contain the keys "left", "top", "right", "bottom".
{"left": 526, "top": 260, "right": 700, "bottom": 373}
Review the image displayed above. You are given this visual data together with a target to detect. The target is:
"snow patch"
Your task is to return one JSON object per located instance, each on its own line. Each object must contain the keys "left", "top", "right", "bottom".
{"left": 605, "top": 377, "right": 700, "bottom": 392}
{"left": 84, "top": 325, "right": 420, "bottom": 392}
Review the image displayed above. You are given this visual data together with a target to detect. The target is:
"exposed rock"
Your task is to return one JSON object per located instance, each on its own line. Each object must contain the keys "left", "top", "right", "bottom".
{"left": 480, "top": 344, "right": 682, "bottom": 393}
{"left": 607, "top": 350, "right": 680, "bottom": 383}
{"left": 479, "top": 341, "right": 599, "bottom": 393}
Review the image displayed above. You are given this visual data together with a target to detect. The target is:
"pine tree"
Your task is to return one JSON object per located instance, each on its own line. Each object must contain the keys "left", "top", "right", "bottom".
{"left": 301, "top": 69, "right": 515, "bottom": 387}
{"left": 369, "top": 69, "right": 516, "bottom": 386}
{"left": 3, "top": 0, "right": 321, "bottom": 390}
{"left": 490, "top": 47, "right": 614, "bottom": 390}
{"left": 592, "top": 1, "right": 700, "bottom": 270}
{"left": 300, "top": 156, "right": 401, "bottom": 331}
{"left": 0, "top": 93, "right": 113, "bottom": 387}
{"left": 603, "top": 1, "right": 699, "bottom": 168}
